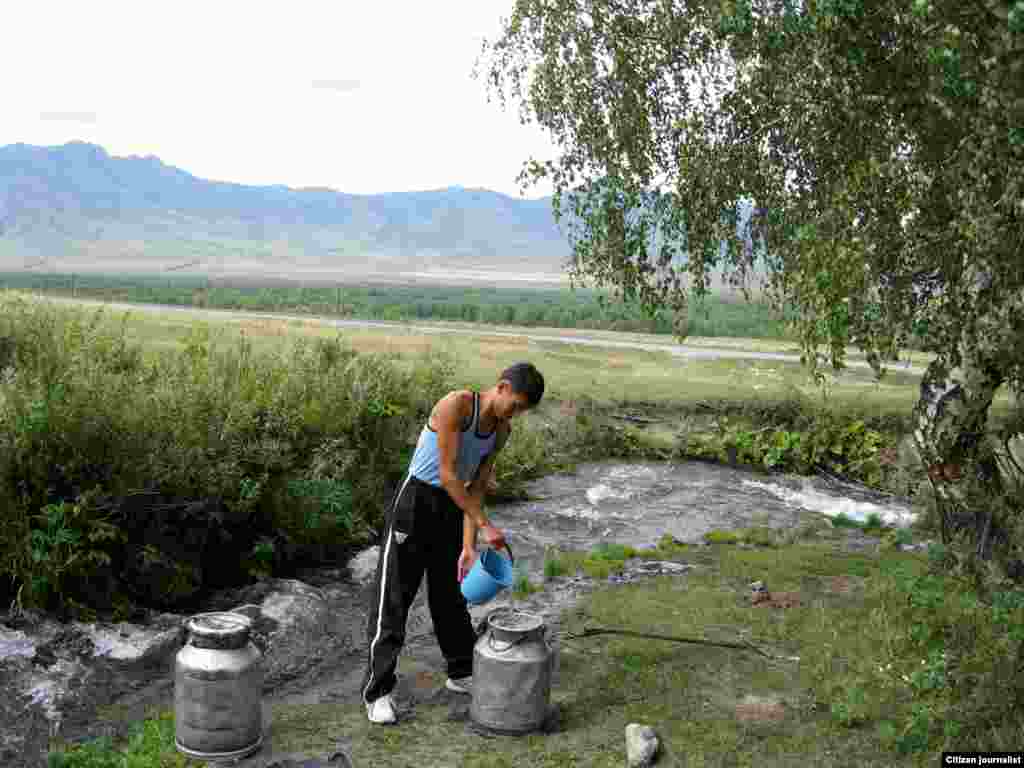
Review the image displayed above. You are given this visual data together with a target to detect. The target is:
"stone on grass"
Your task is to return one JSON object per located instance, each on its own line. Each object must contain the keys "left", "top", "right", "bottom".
{"left": 625, "top": 723, "right": 659, "bottom": 767}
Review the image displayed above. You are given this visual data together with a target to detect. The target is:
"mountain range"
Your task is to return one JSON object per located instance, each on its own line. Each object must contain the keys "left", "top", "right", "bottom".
{"left": 0, "top": 142, "right": 574, "bottom": 279}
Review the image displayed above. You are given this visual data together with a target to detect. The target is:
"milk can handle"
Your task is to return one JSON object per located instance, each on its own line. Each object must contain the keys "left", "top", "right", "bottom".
{"left": 487, "top": 631, "right": 530, "bottom": 654}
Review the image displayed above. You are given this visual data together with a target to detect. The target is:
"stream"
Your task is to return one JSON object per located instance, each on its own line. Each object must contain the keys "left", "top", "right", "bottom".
{"left": 493, "top": 459, "right": 915, "bottom": 572}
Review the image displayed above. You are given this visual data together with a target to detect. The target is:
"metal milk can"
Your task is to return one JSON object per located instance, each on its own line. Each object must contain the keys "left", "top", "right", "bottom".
{"left": 470, "top": 608, "right": 554, "bottom": 734}
{"left": 174, "top": 611, "right": 264, "bottom": 761}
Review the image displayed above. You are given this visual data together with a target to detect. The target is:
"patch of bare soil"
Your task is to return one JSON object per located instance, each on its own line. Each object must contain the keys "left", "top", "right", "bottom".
{"left": 734, "top": 694, "right": 787, "bottom": 724}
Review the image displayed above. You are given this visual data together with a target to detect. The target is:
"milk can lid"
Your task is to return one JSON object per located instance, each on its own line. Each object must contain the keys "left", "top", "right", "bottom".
{"left": 487, "top": 608, "right": 544, "bottom": 635}
{"left": 186, "top": 611, "right": 252, "bottom": 640}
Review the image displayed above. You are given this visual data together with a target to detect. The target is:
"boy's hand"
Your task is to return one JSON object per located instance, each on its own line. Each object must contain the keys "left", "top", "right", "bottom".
{"left": 479, "top": 522, "right": 506, "bottom": 551}
{"left": 458, "top": 546, "right": 477, "bottom": 583}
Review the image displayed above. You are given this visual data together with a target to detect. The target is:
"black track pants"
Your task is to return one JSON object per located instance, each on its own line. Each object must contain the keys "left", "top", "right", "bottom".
{"left": 362, "top": 472, "right": 477, "bottom": 704}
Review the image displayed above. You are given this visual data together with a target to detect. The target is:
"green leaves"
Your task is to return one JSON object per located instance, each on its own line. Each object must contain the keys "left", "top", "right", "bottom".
{"left": 23, "top": 499, "right": 125, "bottom": 610}
{"left": 481, "top": 0, "right": 1023, "bottom": 391}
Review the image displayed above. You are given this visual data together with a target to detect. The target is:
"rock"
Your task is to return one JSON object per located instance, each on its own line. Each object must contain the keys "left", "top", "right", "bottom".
{"left": 227, "top": 579, "right": 331, "bottom": 690}
{"left": 632, "top": 561, "right": 691, "bottom": 576}
{"left": 0, "top": 626, "right": 38, "bottom": 660}
{"left": 0, "top": 610, "right": 187, "bottom": 745}
{"left": 626, "top": 723, "right": 659, "bottom": 767}
{"left": 898, "top": 540, "right": 935, "bottom": 553}
{"left": 750, "top": 580, "right": 769, "bottom": 604}
{"left": 0, "top": 575, "right": 332, "bottom": 752}
{"left": 229, "top": 603, "right": 264, "bottom": 622}
{"left": 74, "top": 614, "right": 184, "bottom": 668}
{"left": 347, "top": 546, "right": 380, "bottom": 585}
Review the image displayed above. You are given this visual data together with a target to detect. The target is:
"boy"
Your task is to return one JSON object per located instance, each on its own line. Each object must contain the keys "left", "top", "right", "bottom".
{"left": 362, "top": 362, "right": 545, "bottom": 724}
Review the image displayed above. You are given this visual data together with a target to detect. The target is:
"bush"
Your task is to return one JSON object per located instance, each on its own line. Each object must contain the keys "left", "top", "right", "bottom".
{"left": 704, "top": 530, "right": 740, "bottom": 545}
{"left": 675, "top": 389, "right": 903, "bottom": 491}
{"left": 589, "top": 542, "right": 639, "bottom": 562}
{"left": 0, "top": 295, "right": 458, "bottom": 614}
{"left": 874, "top": 557, "right": 1024, "bottom": 754}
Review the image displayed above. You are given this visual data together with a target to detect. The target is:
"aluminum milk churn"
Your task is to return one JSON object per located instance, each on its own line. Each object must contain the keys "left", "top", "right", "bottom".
{"left": 470, "top": 608, "right": 553, "bottom": 734}
{"left": 174, "top": 611, "right": 264, "bottom": 761}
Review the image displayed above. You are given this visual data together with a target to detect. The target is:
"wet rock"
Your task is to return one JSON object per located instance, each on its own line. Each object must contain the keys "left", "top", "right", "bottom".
{"left": 625, "top": 723, "right": 659, "bottom": 767}
{"left": 77, "top": 614, "right": 184, "bottom": 669}
{"left": 899, "top": 540, "right": 934, "bottom": 553}
{"left": 632, "top": 561, "right": 691, "bottom": 576}
{"left": 0, "top": 625, "right": 38, "bottom": 660}
{"left": 0, "top": 578, "right": 333, "bottom": 753}
{"left": 606, "top": 561, "right": 694, "bottom": 586}
{"left": 31, "top": 627, "right": 94, "bottom": 668}
{"left": 0, "top": 609, "right": 186, "bottom": 755}
{"left": 211, "top": 579, "right": 331, "bottom": 690}
{"left": 347, "top": 546, "right": 380, "bottom": 585}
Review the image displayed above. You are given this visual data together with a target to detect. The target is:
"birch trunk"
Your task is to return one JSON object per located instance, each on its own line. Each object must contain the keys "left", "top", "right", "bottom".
{"left": 912, "top": 281, "right": 1023, "bottom": 561}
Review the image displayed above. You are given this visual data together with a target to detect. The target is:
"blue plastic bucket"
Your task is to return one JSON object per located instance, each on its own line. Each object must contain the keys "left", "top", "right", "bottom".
{"left": 461, "top": 545, "right": 515, "bottom": 605}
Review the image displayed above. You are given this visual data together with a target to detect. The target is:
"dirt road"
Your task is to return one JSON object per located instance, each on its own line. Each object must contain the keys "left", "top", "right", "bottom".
{"left": 30, "top": 295, "right": 927, "bottom": 376}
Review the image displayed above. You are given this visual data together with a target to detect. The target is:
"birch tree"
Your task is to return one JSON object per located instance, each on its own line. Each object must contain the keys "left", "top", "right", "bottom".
{"left": 478, "top": 0, "right": 1024, "bottom": 570}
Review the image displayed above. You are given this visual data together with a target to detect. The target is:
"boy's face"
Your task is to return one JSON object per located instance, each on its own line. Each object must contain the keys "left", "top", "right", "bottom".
{"left": 497, "top": 380, "right": 532, "bottom": 421}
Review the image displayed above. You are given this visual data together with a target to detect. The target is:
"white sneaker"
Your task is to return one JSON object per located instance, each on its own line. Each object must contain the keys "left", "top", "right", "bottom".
{"left": 366, "top": 693, "right": 397, "bottom": 724}
{"left": 445, "top": 676, "right": 472, "bottom": 694}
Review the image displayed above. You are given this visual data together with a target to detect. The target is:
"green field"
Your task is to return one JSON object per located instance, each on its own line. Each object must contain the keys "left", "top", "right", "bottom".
{"left": 0, "top": 270, "right": 797, "bottom": 339}
{"left": 26, "top": 292, "right": 937, "bottom": 414}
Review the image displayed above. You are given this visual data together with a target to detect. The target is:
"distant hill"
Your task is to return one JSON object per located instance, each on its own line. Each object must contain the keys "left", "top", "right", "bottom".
{"left": 0, "top": 142, "right": 765, "bottom": 293}
{"left": 0, "top": 142, "right": 574, "bottom": 278}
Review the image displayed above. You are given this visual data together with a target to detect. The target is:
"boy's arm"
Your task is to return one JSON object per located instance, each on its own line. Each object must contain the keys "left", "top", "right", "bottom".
{"left": 461, "top": 423, "right": 511, "bottom": 552}
{"left": 435, "top": 394, "right": 489, "bottom": 528}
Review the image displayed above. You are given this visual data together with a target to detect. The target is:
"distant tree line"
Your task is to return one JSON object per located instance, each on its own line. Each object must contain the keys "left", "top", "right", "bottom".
{"left": 2, "top": 270, "right": 796, "bottom": 339}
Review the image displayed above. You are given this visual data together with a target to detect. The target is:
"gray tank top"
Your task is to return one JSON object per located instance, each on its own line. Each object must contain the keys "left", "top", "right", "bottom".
{"left": 408, "top": 392, "right": 498, "bottom": 487}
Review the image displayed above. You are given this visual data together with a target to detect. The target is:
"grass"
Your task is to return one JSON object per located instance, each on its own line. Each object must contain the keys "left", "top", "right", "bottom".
{"left": 50, "top": 534, "right": 1000, "bottom": 768}
{"left": 16, "top": 293, "right": 966, "bottom": 421}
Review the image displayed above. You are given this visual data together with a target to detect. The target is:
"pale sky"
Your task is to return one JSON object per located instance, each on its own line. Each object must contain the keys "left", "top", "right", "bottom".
{"left": 2, "top": 0, "right": 558, "bottom": 198}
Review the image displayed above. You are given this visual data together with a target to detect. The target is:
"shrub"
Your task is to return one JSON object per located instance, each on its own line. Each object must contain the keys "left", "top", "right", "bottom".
{"left": 511, "top": 566, "right": 540, "bottom": 597}
{"left": 543, "top": 549, "right": 570, "bottom": 580}
{"left": 589, "top": 542, "right": 638, "bottom": 562}
{"left": 874, "top": 558, "right": 1024, "bottom": 754}
{"left": 704, "top": 530, "right": 740, "bottom": 545}
{"left": 0, "top": 295, "right": 458, "bottom": 613}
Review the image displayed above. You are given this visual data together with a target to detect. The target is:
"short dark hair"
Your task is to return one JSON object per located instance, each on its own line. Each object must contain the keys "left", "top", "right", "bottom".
{"left": 499, "top": 362, "right": 545, "bottom": 407}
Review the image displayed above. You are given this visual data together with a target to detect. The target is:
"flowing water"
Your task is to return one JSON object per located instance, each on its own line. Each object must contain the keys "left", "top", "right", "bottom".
{"left": 490, "top": 459, "right": 915, "bottom": 573}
